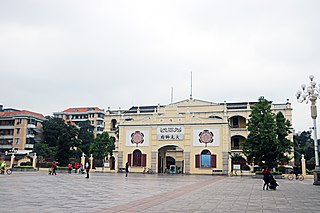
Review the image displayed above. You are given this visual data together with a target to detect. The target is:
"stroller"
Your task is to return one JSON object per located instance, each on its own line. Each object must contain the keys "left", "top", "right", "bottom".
{"left": 268, "top": 176, "right": 279, "bottom": 190}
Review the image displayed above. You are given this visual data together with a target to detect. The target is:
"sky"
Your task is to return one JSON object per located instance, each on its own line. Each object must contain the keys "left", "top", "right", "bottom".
{"left": 1, "top": 0, "right": 320, "bottom": 137}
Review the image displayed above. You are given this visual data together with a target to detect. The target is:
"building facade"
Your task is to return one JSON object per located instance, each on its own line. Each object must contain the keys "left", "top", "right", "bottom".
{"left": 105, "top": 98, "right": 292, "bottom": 175}
{"left": 53, "top": 107, "right": 105, "bottom": 137}
{"left": 0, "top": 105, "right": 45, "bottom": 155}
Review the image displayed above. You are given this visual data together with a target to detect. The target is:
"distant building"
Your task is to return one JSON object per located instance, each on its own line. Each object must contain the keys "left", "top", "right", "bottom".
{"left": 0, "top": 105, "right": 45, "bottom": 155}
{"left": 53, "top": 107, "right": 105, "bottom": 136}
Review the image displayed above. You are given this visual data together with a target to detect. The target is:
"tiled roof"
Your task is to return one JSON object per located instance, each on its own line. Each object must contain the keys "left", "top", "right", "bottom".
{"left": 0, "top": 110, "right": 45, "bottom": 119}
{"left": 63, "top": 107, "right": 104, "bottom": 113}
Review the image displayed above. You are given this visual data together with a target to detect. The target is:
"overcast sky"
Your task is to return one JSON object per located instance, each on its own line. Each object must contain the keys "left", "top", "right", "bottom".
{"left": 1, "top": 0, "right": 320, "bottom": 136}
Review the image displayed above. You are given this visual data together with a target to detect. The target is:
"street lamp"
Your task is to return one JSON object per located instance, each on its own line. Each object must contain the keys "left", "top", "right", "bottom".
{"left": 296, "top": 75, "right": 320, "bottom": 185}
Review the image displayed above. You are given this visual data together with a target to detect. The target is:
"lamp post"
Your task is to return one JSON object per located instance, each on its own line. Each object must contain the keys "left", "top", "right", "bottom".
{"left": 296, "top": 75, "right": 320, "bottom": 185}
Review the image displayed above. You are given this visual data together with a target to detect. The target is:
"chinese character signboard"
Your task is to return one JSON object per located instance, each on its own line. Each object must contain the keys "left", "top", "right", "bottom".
{"left": 157, "top": 126, "right": 184, "bottom": 141}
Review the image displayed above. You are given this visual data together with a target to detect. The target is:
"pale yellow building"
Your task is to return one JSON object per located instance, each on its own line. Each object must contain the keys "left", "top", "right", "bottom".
{"left": 105, "top": 97, "right": 292, "bottom": 175}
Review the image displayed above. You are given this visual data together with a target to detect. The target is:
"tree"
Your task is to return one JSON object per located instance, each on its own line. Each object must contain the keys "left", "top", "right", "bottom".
{"left": 90, "top": 132, "right": 115, "bottom": 160}
{"left": 293, "top": 131, "right": 315, "bottom": 169}
{"left": 40, "top": 117, "right": 81, "bottom": 165}
{"left": 33, "top": 143, "right": 57, "bottom": 161}
{"left": 242, "top": 97, "right": 292, "bottom": 167}
{"left": 275, "top": 111, "right": 293, "bottom": 164}
{"left": 56, "top": 122, "right": 81, "bottom": 165}
{"left": 78, "top": 121, "right": 94, "bottom": 155}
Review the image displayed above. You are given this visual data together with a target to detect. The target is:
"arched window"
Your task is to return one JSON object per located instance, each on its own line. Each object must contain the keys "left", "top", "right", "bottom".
{"left": 201, "top": 150, "right": 211, "bottom": 168}
{"left": 133, "top": 150, "right": 141, "bottom": 166}
{"left": 128, "top": 150, "right": 147, "bottom": 167}
{"left": 111, "top": 119, "right": 117, "bottom": 130}
{"left": 195, "top": 150, "right": 217, "bottom": 168}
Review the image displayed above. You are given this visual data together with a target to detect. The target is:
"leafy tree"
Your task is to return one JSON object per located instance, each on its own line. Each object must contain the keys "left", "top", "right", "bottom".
{"left": 242, "top": 97, "right": 292, "bottom": 167}
{"left": 78, "top": 121, "right": 94, "bottom": 155}
{"left": 40, "top": 117, "right": 81, "bottom": 165}
{"left": 293, "top": 131, "right": 315, "bottom": 169}
{"left": 275, "top": 112, "right": 293, "bottom": 164}
{"left": 90, "top": 132, "right": 115, "bottom": 160}
{"left": 33, "top": 143, "right": 57, "bottom": 161}
{"left": 56, "top": 122, "right": 81, "bottom": 165}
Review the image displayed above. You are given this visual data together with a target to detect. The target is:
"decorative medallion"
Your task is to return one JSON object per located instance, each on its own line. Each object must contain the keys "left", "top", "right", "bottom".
{"left": 131, "top": 131, "right": 144, "bottom": 146}
{"left": 199, "top": 129, "right": 214, "bottom": 147}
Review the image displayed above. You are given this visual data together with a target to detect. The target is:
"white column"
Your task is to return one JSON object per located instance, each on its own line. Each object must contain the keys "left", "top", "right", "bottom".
{"left": 10, "top": 152, "right": 15, "bottom": 169}
{"left": 89, "top": 154, "right": 93, "bottom": 169}
{"left": 81, "top": 152, "right": 85, "bottom": 167}
{"left": 32, "top": 153, "right": 37, "bottom": 169}
{"left": 301, "top": 154, "right": 306, "bottom": 177}
{"left": 228, "top": 155, "right": 232, "bottom": 176}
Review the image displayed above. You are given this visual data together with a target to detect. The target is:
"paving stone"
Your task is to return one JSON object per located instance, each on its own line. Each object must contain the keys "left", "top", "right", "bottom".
{"left": 1, "top": 172, "right": 320, "bottom": 212}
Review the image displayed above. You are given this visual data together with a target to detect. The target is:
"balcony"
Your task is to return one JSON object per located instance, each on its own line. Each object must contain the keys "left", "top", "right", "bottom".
{"left": 231, "top": 146, "right": 243, "bottom": 151}
{"left": 0, "top": 144, "right": 12, "bottom": 149}
{"left": 26, "top": 134, "right": 35, "bottom": 138}
{"left": 72, "top": 118, "right": 88, "bottom": 122}
{"left": 25, "top": 144, "right": 34, "bottom": 149}
{"left": 0, "top": 135, "right": 13, "bottom": 139}
{"left": 0, "top": 125, "right": 15, "bottom": 130}
{"left": 27, "top": 124, "right": 36, "bottom": 128}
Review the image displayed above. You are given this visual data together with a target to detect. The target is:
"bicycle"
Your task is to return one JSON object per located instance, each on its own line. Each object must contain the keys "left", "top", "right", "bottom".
{"left": 0, "top": 167, "right": 12, "bottom": 175}
{"left": 143, "top": 167, "right": 154, "bottom": 174}
{"left": 287, "top": 173, "right": 304, "bottom": 181}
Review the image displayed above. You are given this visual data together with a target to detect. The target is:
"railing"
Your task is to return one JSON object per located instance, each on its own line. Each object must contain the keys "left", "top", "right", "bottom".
{"left": 27, "top": 124, "right": 36, "bottom": 128}
{"left": 0, "top": 125, "right": 15, "bottom": 129}
{"left": 0, "top": 135, "right": 14, "bottom": 139}
{"left": 0, "top": 144, "right": 12, "bottom": 149}
{"left": 25, "top": 144, "right": 34, "bottom": 149}
{"left": 231, "top": 146, "right": 243, "bottom": 150}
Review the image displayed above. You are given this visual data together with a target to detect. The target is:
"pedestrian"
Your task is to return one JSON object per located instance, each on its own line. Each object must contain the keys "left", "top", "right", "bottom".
{"left": 262, "top": 167, "right": 271, "bottom": 190}
{"left": 74, "top": 162, "right": 79, "bottom": 174}
{"left": 125, "top": 162, "right": 129, "bottom": 177}
{"left": 79, "top": 163, "right": 83, "bottom": 174}
{"left": 68, "top": 163, "right": 73, "bottom": 174}
{"left": 51, "top": 161, "right": 57, "bottom": 175}
{"left": 85, "top": 161, "right": 90, "bottom": 178}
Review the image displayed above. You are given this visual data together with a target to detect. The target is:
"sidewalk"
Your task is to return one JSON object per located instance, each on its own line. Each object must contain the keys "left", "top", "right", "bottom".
{"left": 1, "top": 172, "right": 319, "bottom": 212}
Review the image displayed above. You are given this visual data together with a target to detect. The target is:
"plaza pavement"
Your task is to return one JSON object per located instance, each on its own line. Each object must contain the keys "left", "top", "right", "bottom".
{"left": 1, "top": 171, "right": 319, "bottom": 213}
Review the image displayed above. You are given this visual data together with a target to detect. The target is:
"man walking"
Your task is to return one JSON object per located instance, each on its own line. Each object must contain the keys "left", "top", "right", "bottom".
{"left": 85, "top": 161, "right": 90, "bottom": 179}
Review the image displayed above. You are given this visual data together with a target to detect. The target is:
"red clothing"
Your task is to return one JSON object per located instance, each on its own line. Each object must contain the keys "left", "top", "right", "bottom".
{"left": 68, "top": 164, "right": 72, "bottom": 169}
{"left": 262, "top": 168, "right": 271, "bottom": 175}
{"left": 52, "top": 162, "right": 57, "bottom": 169}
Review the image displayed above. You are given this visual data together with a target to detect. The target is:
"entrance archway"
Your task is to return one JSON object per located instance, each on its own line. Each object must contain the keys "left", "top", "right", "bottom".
{"left": 158, "top": 145, "right": 184, "bottom": 174}
{"left": 109, "top": 156, "right": 115, "bottom": 170}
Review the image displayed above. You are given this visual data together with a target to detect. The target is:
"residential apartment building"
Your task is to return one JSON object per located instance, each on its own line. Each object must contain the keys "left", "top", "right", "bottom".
{"left": 53, "top": 107, "right": 105, "bottom": 136}
{"left": 0, "top": 105, "right": 45, "bottom": 155}
{"left": 103, "top": 97, "right": 292, "bottom": 175}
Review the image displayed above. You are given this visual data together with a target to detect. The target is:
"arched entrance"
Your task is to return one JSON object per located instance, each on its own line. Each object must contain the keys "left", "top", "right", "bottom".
{"left": 109, "top": 156, "right": 115, "bottom": 170}
{"left": 158, "top": 145, "right": 184, "bottom": 174}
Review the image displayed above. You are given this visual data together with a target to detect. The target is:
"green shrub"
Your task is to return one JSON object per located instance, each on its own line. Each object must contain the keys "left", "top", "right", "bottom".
{"left": 20, "top": 162, "right": 33, "bottom": 166}
{"left": 37, "top": 162, "right": 53, "bottom": 168}
{"left": 57, "top": 167, "right": 69, "bottom": 170}
{"left": 307, "top": 169, "right": 314, "bottom": 175}
{"left": 277, "top": 166, "right": 286, "bottom": 174}
{"left": 271, "top": 171, "right": 282, "bottom": 175}
{"left": 14, "top": 166, "right": 34, "bottom": 169}
{"left": 242, "top": 165, "right": 251, "bottom": 171}
{"left": 255, "top": 171, "right": 262, "bottom": 175}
